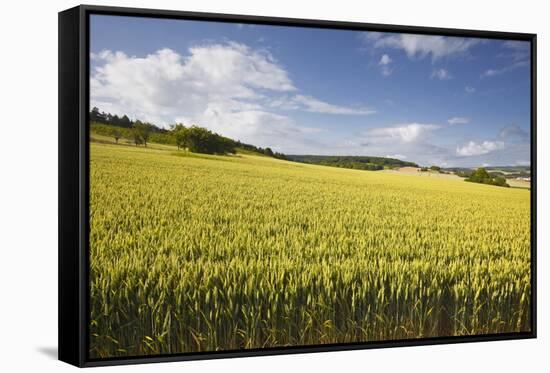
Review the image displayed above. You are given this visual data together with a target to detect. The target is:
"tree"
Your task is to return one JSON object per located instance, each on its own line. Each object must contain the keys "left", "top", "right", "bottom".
{"left": 120, "top": 115, "right": 132, "bottom": 128}
{"left": 172, "top": 124, "right": 189, "bottom": 150}
{"left": 112, "top": 114, "right": 121, "bottom": 126}
{"left": 274, "top": 152, "right": 287, "bottom": 160}
{"left": 184, "top": 126, "right": 216, "bottom": 153}
{"left": 170, "top": 125, "right": 236, "bottom": 154}
{"left": 264, "top": 147, "right": 274, "bottom": 157}
{"left": 110, "top": 128, "right": 122, "bottom": 144}
{"left": 90, "top": 107, "right": 101, "bottom": 121}
{"left": 133, "top": 121, "right": 152, "bottom": 146}
{"left": 492, "top": 176, "right": 510, "bottom": 187}
{"left": 219, "top": 136, "right": 237, "bottom": 154}
{"left": 131, "top": 126, "right": 143, "bottom": 146}
{"left": 467, "top": 167, "right": 491, "bottom": 183}
{"left": 465, "top": 167, "right": 509, "bottom": 188}
{"left": 141, "top": 123, "right": 152, "bottom": 146}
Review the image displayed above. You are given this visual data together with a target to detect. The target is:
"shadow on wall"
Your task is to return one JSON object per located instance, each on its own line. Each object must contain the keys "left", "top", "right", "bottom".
{"left": 36, "top": 346, "right": 57, "bottom": 360}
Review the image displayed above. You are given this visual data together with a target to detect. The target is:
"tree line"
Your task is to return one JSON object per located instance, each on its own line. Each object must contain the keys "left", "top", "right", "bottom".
{"left": 91, "top": 121, "right": 156, "bottom": 146}
{"left": 90, "top": 108, "right": 287, "bottom": 159}
{"left": 287, "top": 155, "right": 418, "bottom": 170}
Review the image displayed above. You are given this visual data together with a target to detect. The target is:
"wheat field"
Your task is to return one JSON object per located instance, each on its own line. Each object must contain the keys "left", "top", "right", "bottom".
{"left": 89, "top": 141, "right": 531, "bottom": 358}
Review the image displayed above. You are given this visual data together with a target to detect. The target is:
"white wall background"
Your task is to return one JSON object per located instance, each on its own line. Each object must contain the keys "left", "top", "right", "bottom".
{"left": 0, "top": 0, "right": 546, "bottom": 371}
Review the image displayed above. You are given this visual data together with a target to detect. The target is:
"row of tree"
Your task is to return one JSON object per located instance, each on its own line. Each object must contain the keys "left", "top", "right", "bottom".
{"left": 91, "top": 107, "right": 134, "bottom": 129}
{"left": 319, "top": 161, "right": 383, "bottom": 171}
{"left": 91, "top": 122, "right": 154, "bottom": 146}
{"left": 171, "top": 125, "right": 287, "bottom": 158}
{"left": 90, "top": 109, "right": 288, "bottom": 158}
{"left": 287, "top": 155, "right": 418, "bottom": 170}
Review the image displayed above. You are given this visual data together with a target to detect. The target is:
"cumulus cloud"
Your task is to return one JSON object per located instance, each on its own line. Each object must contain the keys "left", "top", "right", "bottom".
{"left": 465, "top": 86, "right": 476, "bottom": 93}
{"left": 362, "top": 32, "right": 480, "bottom": 61}
{"left": 363, "top": 123, "right": 441, "bottom": 143}
{"left": 91, "top": 42, "right": 374, "bottom": 149}
{"left": 447, "top": 116, "right": 470, "bottom": 125}
{"left": 91, "top": 45, "right": 294, "bottom": 123}
{"left": 456, "top": 140, "right": 504, "bottom": 156}
{"left": 431, "top": 68, "right": 452, "bottom": 80}
{"left": 200, "top": 106, "right": 309, "bottom": 145}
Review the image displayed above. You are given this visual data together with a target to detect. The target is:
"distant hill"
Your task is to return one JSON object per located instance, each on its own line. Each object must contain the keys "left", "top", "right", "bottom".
{"left": 444, "top": 166, "right": 530, "bottom": 179}
{"left": 286, "top": 155, "right": 418, "bottom": 171}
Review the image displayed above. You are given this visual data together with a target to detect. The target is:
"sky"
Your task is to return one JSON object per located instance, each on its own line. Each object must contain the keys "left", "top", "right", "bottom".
{"left": 90, "top": 15, "right": 531, "bottom": 167}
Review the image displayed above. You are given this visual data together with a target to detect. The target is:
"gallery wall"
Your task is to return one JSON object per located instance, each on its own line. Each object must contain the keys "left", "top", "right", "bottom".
{"left": 0, "top": 0, "right": 546, "bottom": 371}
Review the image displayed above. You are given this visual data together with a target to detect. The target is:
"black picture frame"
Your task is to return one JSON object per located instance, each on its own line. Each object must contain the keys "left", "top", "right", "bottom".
{"left": 59, "top": 4, "right": 537, "bottom": 367}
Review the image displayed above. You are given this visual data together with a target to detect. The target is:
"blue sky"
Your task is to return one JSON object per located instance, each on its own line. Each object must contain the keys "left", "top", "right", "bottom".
{"left": 90, "top": 15, "right": 531, "bottom": 167}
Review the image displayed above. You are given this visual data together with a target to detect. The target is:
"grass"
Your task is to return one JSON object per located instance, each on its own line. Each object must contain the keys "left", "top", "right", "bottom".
{"left": 89, "top": 140, "right": 531, "bottom": 358}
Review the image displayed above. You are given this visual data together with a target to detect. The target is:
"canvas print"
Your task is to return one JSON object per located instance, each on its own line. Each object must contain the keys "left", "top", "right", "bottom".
{"left": 88, "top": 15, "right": 531, "bottom": 359}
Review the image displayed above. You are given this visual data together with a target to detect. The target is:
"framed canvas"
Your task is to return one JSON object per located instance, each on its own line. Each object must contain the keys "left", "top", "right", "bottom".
{"left": 58, "top": 4, "right": 537, "bottom": 367}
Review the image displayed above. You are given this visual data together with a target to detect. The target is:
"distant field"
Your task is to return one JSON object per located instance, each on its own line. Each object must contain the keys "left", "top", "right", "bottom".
{"left": 507, "top": 179, "right": 531, "bottom": 188}
{"left": 382, "top": 167, "right": 465, "bottom": 180}
{"left": 383, "top": 167, "right": 531, "bottom": 189}
{"left": 89, "top": 140, "right": 531, "bottom": 358}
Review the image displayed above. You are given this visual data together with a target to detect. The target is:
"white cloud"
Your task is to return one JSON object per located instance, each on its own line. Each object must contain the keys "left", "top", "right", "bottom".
{"left": 378, "top": 54, "right": 393, "bottom": 76}
{"left": 499, "top": 125, "right": 529, "bottom": 142}
{"left": 386, "top": 154, "right": 406, "bottom": 159}
{"left": 481, "top": 60, "right": 529, "bottom": 78}
{"left": 292, "top": 95, "right": 375, "bottom": 115}
{"left": 361, "top": 32, "right": 384, "bottom": 42}
{"left": 447, "top": 116, "right": 470, "bottom": 125}
{"left": 269, "top": 95, "right": 374, "bottom": 115}
{"left": 481, "top": 40, "right": 531, "bottom": 78}
{"left": 362, "top": 32, "right": 480, "bottom": 60}
{"left": 500, "top": 125, "right": 527, "bottom": 138}
{"left": 91, "top": 43, "right": 374, "bottom": 149}
{"left": 431, "top": 68, "right": 452, "bottom": 80}
{"left": 379, "top": 54, "right": 392, "bottom": 65}
{"left": 501, "top": 40, "right": 530, "bottom": 61}
{"left": 456, "top": 140, "right": 504, "bottom": 156}
{"left": 465, "top": 86, "right": 476, "bottom": 93}
{"left": 481, "top": 68, "right": 499, "bottom": 78}
{"left": 364, "top": 123, "right": 441, "bottom": 143}
{"left": 91, "top": 45, "right": 296, "bottom": 124}
{"left": 201, "top": 106, "right": 305, "bottom": 142}
{"left": 185, "top": 42, "right": 296, "bottom": 92}
{"left": 268, "top": 96, "right": 300, "bottom": 111}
